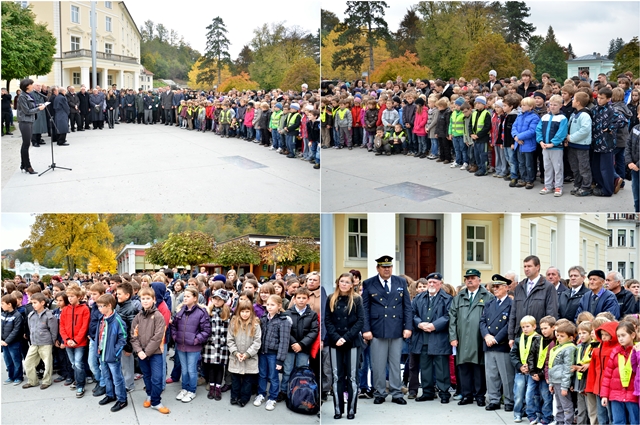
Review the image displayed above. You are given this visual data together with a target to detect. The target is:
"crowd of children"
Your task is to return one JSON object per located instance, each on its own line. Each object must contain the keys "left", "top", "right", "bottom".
{"left": 322, "top": 70, "right": 640, "bottom": 211}
{"left": 1, "top": 269, "right": 321, "bottom": 415}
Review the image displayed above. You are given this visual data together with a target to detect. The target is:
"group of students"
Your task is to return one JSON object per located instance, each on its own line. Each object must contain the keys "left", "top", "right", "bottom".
{"left": 321, "top": 70, "right": 640, "bottom": 212}
{"left": 1, "top": 269, "right": 321, "bottom": 415}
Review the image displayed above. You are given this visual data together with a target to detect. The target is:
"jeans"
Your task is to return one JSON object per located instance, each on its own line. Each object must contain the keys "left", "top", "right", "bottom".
{"left": 3, "top": 341, "right": 23, "bottom": 381}
{"left": 101, "top": 360, "right": 127, "bottom": 402}
{"left": 526, "top": 376, "right": 553, "bottom": 424}
{"left": 452, "top": 136, "right": 467, "bottom": 165}
{"left": 512, "top": 373, "right": 527, "bottom": 420}
{"left": 271, "top": 129, "right": 281, "bottom": 149}
{"left": 632, "top": 169, "right": 639, "bottom": 212}
{"left": 170, "top": 347, "right": 181, "bottom": 382}
{"left": 417, "top": 135, "right": 427, "bottom": 155}
{"left": 177, "top": 350, "right": 200, "bottom": 393}
{"left": 281, "top": 352, "right": 309, "bottom": 393}
{"left": 231, "top": 372, "right": 255, "bottom": 403}
{"left": 474, "top": 141, "right": 488, "bottom": 174}
{"left": 121, "top": 351, "right": 135, "bottom": 390}
{"left": 258, "top": 353, "right": 279, "bottom": 401}
{"left": 495, "top": 145, "right": 507, "bottom": 176}
{"left": 161, "top": 341, "right": 167, "bottom": 391}
{"left": 256, "top": 128, "right": 262, "bottom": 142}
{"left": 315, "top": 143, "right": 320, "bottom": 164}
{"left": 610, "top": 400, "right": 639, "bottom": 425}
{"left": 517, "top": 149, "right": 535, "bottom": 183}
{"left": 246, "top": 126, "right": 254, "bottom": 140}
{"left": 139, "top": 353, "right": 164, "bottom": 406}
{"left": 597, "top": 395, "right": 612, "bottom": 424}
{"left": 308, "top": 141, "right": 318, "bottom": 162}
{"left": 286, "top": 133, "right": 296, "bottom": 156}
{"left": 88, "top": 338, "right": 104, "bottom": 387}
{"left": 66, "top": 346, "right": 86, "bottom": 388}
{"left": 613, "top": 146, "right": 626, "bottom": 180}
{"left": 430, "top": 137, "right": 439, "bottom": 156}
{"left": 467, "top": 143, "right": 476, "bottom": 166}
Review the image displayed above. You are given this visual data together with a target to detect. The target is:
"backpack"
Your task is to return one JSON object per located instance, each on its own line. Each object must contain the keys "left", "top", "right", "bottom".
{"left": 286, "top": 366, "right": 319, "bottom": 415}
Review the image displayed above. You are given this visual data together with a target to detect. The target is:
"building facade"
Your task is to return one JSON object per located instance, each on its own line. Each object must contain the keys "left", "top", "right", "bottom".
{"left": 9, "top": 259, "right": 62, "bottom": 282}
{"left": 566, "top": 53, "right": 614, "bottom": 79}
{"left": 323, "top": 213, "right": 609, "bottom": 292}
{"left": 606, "top": 213, "right": 639, "bottom": 279}
{"left": 2, "top": 1, "right": 141, "bottom": 90}
{"left": 116, "top": 243, "right": 161, "bottom": 274}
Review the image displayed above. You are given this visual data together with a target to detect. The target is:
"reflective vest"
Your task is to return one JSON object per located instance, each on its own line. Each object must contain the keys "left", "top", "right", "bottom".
{"left": 450, "top": 110, "right": 466, "bottom": 136}
{"left": 321, "top": 106, "right": 331, "bottom": 123}
{"left": 336, "top": 108, "right": 349, "bottom": 120}
{"left": 519, "top": 332, "right": 538, "bottom": 366}
{"left": 270, "top": 110, "right": 282, "bottom": 129}
{"left": 537, "top": 341, "right": 551, "bottom": 369}
{"left": 219, "top": 109, "right": 232, "bottom": 124}
{"left": 619, "top": 351, "right": 633, "bottom": 387}
{"left": 471, "top": 109, "right": 490, "bottom": 135}
{"left": 287, "top": 111, "right": 300, "bottom": 127}
{"left": 575, "top": 344, "right": 592, "bottom": 380}
{"left": 548, "top": 342, "right": 575, "bottom": 368}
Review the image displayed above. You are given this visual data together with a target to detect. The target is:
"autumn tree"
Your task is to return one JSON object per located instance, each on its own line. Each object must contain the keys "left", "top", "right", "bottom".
{"left": 321, "top": 29, "right": 391, "bottom": 80}
{"left": 532, "top": 26, "right": 567, "bottom": 81}
{"left": 159, "top": 231, "right": 215, "bottom": 270}
{"left": 461, "top": 33, "right": 534, "bottom": 81}
{"left": 87, "top": 247, "right": 117, "bottom": 274}
{"left": 321, "top": 9, "right": 340, "bottom": 42}
{"left": 262, "top": 237, "right": 320, "bottom": 268}
{"left": 332, "top": 1, "right": 390, "bottom": 76}
{"left": 22, "top": 214, "right": 114, "bottom": 274}
{"left": 189, "top": 57, "right": 231, "bottom": 90}
{"left": 212, "top": 238, "right": 261, "bottom": 270}
{"left": 218, "top": 72, "right": 260, "bottom": 92}
{"left": 370, "top": 51, "right": 433, "bottom": 83}
{"left": 198, "top": 17, "right": 231, "bottom": 87}
{"left": 232, "top": 45, "right": 253, "bottom": 75}
{"left": 1, "top": 1, "right": 56, "bottom": 91}
{"left": 280, "top": 57, "right": 319, "bottom": 91}
{"left": 611, "top": 37, "right": 640, "bottom": 79}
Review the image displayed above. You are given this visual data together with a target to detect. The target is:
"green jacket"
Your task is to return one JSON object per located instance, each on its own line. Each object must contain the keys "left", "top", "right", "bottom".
{"left": 449, "top": 286, "right": 494, "bottom": 364}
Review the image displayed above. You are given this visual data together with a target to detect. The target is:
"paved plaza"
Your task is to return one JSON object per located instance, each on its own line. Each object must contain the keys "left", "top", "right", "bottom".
{"left": 0, "top": 349, "right": 319, "bottom": 425}
{"left": 321, "top": 148, "right": 634, "bottom": 212}
{"left": 1, "top": 124, "right": 319, "bottom": 213}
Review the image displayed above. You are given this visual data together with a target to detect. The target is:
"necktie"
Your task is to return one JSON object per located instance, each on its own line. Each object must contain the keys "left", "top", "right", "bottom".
{"left": 571, "top": 289, "right": 577, "bottom": 298}
{"left": 384, "top": 280, "right": 389, "bottom": 293}
{"left": 527, "top": 281, "right": 534, "bottom": 295}
{"left": 498, "top": 299, "right": 502, "bottom": 307}
{"left": 469, "top": 291, "right": 474, "bottom": 304}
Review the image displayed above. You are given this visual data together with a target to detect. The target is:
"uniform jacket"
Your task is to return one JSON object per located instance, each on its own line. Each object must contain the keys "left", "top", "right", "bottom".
{"left": 507, "top": 276, "right": 558, "bottom": 341}
{"left": 28, "top": 308, "right": 58, "bottom": 346}
{"left": 59, "top": 302, "right": 90, "bottom": 347}
{"left": 600, "top": 345, "right": 637, "bottom": 403}
{"left": 202, "top": 307, "right": 229, "bottom": 365}
{"left": 95, "top": 311, "right": 127, "bottom": 363}
{"left": 548, "top": 342, "right": 576, "bottom": 390}
{"left": 574, "top": 288, "right": 620, "bottom": 321}
{"left": 479, "top": 296, "right": 513, "bottom": 352}
{"left": 285, "top": 305, "right": 318, "bottom": 353}
{"left": 170, "top": 304, "right": 211, "bottom": 353}
{"left": 558, "top": 284, "right": 590, "bottom": 322}
{"left": 134, "top": 93, "right": 144, "bottom": 111}
{"left": 259, "top": 312, "right": 292, "bottom": 366}
{"left": 324, "top": 295, "right": 364, "bottom": 349}
{"left": 131, "top": 305, "right": 166, "bottom": 357}
{"left": 362, "top": 274, "right": 412, "bottom": 339}
{"left": 227, "top": 321, "right": 261, "bottom": 374}
{"left": 410, "top": 289, "right": 452, "bottom": 355}
{"left": 511, "top": 111, "right": 541, "bottom": 153}
{"left": 1, "top": 309, "right": 24, "bottom": 345}
{"left": 449, "top": 286, "right": 495, "bottom": 364}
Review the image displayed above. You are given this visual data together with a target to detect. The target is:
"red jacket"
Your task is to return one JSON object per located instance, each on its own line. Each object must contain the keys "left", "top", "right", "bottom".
{"left": 600, "top": 344, "right": 638, "bottom": 403}
{"left": 586, "top": 321, "right": 619, "bottom": 395}
{"left": 351, "top": 106, "right": 363, "bottom": 127}
{"left": 413, "top": 106, "right": 428, "bottom": 136}
{"left": 59, "top": 302, "right": 91, "bottom": 347}
{"left": 376, "top": 104, "right": 387, "bottom": 127}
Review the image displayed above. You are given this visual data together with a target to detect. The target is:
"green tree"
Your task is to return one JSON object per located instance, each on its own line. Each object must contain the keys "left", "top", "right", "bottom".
{"left": 22, "top": 214, "right": 114, "bottom": 274}
{"left": 1, "top": 2, "right": 56, "bottom": 91}
{"left": 144, "top": 242, "right": 166, "bottom": 269}
{"left": 461, "top": 33, "right": 534, "bottom": 81}
{"left": 611, "top": 37, "right": 640, "bottom": 79}
{"left": 495, "top": 1, "right": 536, "bottom": 44}
{"left": 233, "top": 45, "right": 253, "bottom": 74}
{"left": 526, "top": 34, "right": 544, "bottom": 63}
{"left": 533, "top": 26, "right": 567, "bottom": 81}
{"left": 198, "top": 17, "right": 231, "bottom": 87}
{"left": 2, "top": 268, "right": 16, "bottom": 280}
{"left": 321, "top": 9, "right": 340, "bottom": 42}
{"left": 389, "top": 7, "right": 422, "bottom": 57}
{"left": 264, "top": 237, "right": 320, "bottom": 267}
{"left": 280, "top": 57, "right": 319, "bottom": 91}
{"left": 608, "top": 37, "right": 626, "bottom": 60}
{"left": 333, "top": 1, "right": 390, "bottom": 76}
{"left": 212, "top": 238, "right": 261, "bottom": 269}
{"left": 160, "top": 231, "right": 215, "bottom": 269}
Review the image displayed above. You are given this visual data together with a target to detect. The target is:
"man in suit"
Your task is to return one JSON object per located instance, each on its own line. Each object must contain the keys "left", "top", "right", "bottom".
{"left": 362, "top": 255, "right": 412, "bottom": 405}
{"left": 410, "top": 272, "right": 452, "bottom": 403}
{"left": 449, "top": 269, "right": 494, "bottom": 407}
{"left": 65, "top": 86, "right": 80, "bottom": 132}
{"left": 558, "top": 265, "right": 590, "bottom": 322}
{"left": 160, "top": 86, "right": 173, "bottom": 125}
{"left": 479, "top": 274, "right": 514, "bottom": 412}
{"left": 546, "top": 266, "right": 569, "bottom": 299}
{"left": 574, "top": 270, "right": 621, "bottom": 320}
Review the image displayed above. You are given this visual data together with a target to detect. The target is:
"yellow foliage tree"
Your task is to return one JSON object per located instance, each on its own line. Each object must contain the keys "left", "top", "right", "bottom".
{"left": 280, "top": 57, "right": 319, "bottom": 91}
{"left": 321, "top": 29, "right": 390, "bottom": 81}
{"left": 87, "top": 247, "right": 117, "bottom": 274}
{"left": 370, "top": 51, "right": 433, "bottom": 84}
{"left": 460, "top": 33, "right": 535, "bottom": 81}
{"left": 217, "top": 72, "right": 260, "bottom": 93}
{"left": 188, "top": 57, "right": 232, "bottom": 90}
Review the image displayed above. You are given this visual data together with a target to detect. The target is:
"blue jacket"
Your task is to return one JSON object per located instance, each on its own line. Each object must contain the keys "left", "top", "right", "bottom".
{"left": 536, "top": 112, "right": 568, "bottom": 149}
{"left": 479, "top": 296, "right": 513, "bottom": 353}
{"left": 512, "top": 111, "right": 540, "bottom": 152}
{"left": 410, "top": 289, "right": 452, "bottom": 355}
{"left": 362, "top": 274, "right": 412, "bottom": 339}
{"left": 94, "top": 311, "right": 127, "bottom": 363}
{"left": 567, "top": 110, "right": 593, "bottom": 149}
{"left": 88, "top": 302, "right": 103, "bottom": 341}
{"left": 574, "top": 289, "right": 621, "bottom": 321}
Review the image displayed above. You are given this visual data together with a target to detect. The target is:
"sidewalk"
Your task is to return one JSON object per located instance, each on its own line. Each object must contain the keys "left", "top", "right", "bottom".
{"left": 321, "top": 148, "right": 634, "bottom": 212}
{"left": 1, "top": 124, "right": 319, "bottom": 212}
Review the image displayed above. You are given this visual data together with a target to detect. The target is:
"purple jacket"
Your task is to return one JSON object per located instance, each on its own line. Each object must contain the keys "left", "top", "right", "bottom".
{"left": 170, "top": 304, "right": 211, "bottom": 352}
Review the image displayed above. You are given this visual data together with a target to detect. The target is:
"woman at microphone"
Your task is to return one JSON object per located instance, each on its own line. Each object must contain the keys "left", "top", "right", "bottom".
{"left": 16, "top": 78, "right": 46, "bottom": 174}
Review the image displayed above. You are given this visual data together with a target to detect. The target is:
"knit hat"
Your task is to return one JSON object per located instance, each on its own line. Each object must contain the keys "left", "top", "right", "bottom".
{"left": 494, "top": 99, "right": 504, "bottom": 109}
{"left": 454, "top": 97, "right": 465, "bottom": 106}
{"left": 415, "top": 97, "right": 425, "bottom": 106}
{"left": 489, "top": 70, "right": 497, "bottom": 77}
{"left": 212, "top": 289, "right": 230, "bottom": 302}
{"left": 533, "top": 92, "right": 546, "bottom": 101}
{"left": 354, "top": 97, "right": 362, "bottom": 103}
{"left": 290, "top": 103, "right": 300, "bottom": 111}
{"left": 212, "top": 274, "right": 226, "bottom": 283}
{"left": 475, "top": 96, "right": 487, "bottom": 105}
{"left": 275, "top": 102, "right": 283, "bottom": 109}
{"left": 305, "top": 104, "right": 314, "bottom": 111}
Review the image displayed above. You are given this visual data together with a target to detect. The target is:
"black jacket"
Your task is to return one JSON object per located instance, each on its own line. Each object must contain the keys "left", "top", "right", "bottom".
{"left": 77, "top": 91, "right": 90, "bottom": 114}
{"left": 509, "top": 332, "right": 541, "bottom": 372}
{"left": 1, "top": 309, "right": 24, "bottom": 345}
{"left": 88, "top": 302, "right": 102, "bottom": 341}
{"left": 285, "top": 304, "right": 319, "bottom": 353}
{"left": 614, "top": 287, "right": 638, "bottom": 316}
{"left": 115, "top": 299, "right": 139, "bottom": 352}
{"left": 558, "top": 284, "right": 590, "bottom": 322}
{"left": 66, "top": 92, "right": 80, "bottom": 114}
{"left": 517, "top": 83, "right": 536, "bottom": 98}
{"left": 324, "top": 294, "right": 364, "bottom": 349}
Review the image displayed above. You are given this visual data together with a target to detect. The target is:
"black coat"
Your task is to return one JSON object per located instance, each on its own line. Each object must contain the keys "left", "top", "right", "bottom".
{"left": 285, "top": 305, "right": 319, "bottom": 353}
{"left": 507, "top": 276, "right": 558, "bottom": 341}
{"left": 558, "top": 284, "right": 590, "bottom": 322}
{"left": 517, "top": 83, "right": 536, "bottom": 98}
{"left": 77, "top": 91, "right": 90, "bottom": 115}
{"left": 410, "top": 289, "right": 452, "bottom": 355}
{"left": 53, "top": 94, "right": 70, "bottom": 134}
{"left": 615, "top": 287, "right": 638, "bottom": 316}
{"left": 66, "top": 92, "right": 80, "bottom": 114}
{"left": 324, "top": 294, "right": 364, "bottom": 349}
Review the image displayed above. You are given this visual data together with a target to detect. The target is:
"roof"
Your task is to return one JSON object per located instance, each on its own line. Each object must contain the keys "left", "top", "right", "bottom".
{"left": 567, "top": 54, "right": 614, "bottom": 62}
{"left": 141, "top": 68, "right": 154, "bottom": 76}
{"left": 116, "top": 242, "right": 152, "bottom": 259}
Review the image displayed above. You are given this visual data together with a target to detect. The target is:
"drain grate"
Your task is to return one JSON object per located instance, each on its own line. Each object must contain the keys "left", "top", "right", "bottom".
{"left": 220, "top": 156, "right": 267, "bottom": 169}
{"left": 375, "top": 181, "right": 451, "bottom": 202}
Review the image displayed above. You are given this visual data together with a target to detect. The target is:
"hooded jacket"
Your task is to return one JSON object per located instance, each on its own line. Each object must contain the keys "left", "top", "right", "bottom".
{"left": 88, "top": 302, "right": 103, "bottom": 341}
{"left": 131, "top": 305, "right": 166, "bottom": 357}
{"left": 116, "top": 298, "right": 139, "bottom": 353}
{"left": 512, "top": 111, "right": 541, "bottom": 153}
{"left": 600, "top": 344, "right": 637, "bottom": 403}
{"left": 59, "top": 302, "right": 90, "bottom": 347}
{"left": 95, "top": 311, "right": 127, "bottom": 363}
{"left": 586, "top": 321, "right": 619, "bottom": 395}
{"left": 170, "top": 303, "right": 211, "bottom": 353}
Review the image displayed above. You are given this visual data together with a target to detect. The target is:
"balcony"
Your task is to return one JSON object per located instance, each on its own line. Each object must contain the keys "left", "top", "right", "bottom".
{"left": 62, "top": 49, "right": 138, "bottom": 65}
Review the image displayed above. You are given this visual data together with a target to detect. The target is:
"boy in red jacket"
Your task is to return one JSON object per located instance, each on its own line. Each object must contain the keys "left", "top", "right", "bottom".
{"left": 591, "top": 320, "right": 619, "bottom": 424}
{"left": 59, "top": 285, "right": 91, "bottom": 397}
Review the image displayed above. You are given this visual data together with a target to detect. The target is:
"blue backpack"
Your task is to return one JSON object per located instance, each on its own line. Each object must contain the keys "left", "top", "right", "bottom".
{"left": 286, "top": 366, "right": 319, "bottom": 415}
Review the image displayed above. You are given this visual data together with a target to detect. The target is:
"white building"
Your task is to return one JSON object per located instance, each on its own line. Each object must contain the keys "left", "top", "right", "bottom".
{"left": 10, "top": 259, "right": 63, "bottom": 282}
{"left": 606, "top": 213, "right": 639, "bottom": 280}
{"left": 116, "top": 243, "right": 157, "bottom": 274}
{"left": 566, "top": 53, "right": 614, "bottom": 79}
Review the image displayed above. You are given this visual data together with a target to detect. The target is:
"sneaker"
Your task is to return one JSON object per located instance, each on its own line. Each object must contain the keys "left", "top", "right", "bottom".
{"left": 166, "top": 377, "right": 176, "bottom": 384}
{"left": 181, "top": 391, "right": 196, "bottom": 403}
{"left": 70, "top": 381, "right": 77, "bottom": 389}
{"left": 143, "top": 397, "right": 152, "bottom": 408}
{"left": 529, "top": 420, "right": 538, "bottom": 425}
{"left": 539, "top": 187, "right": 552, "bottom": 195}
{"left": 576, "top": 188, "right": 592, "bottom": 197}
{"left": 134, "top": 373, "right": 143, "bottom": 381}
{"left": 276, "top": 148, "right": 282, "bottom": 153}
{"left": 253, "top": 394, "right": 265, "bottom": 406}
{"left": 453, "top": 394, "right": 463, "bottom": 400}
{"left": 265, "top": 399, "right": 276, "bottom": 411}
{"left": 176, "top": 389, "right": 188, "bottom": 400}
{"left": 460, "top": 163, "right": 468, "bottom": 170}
{"left": 514, "top": 418, "right": 523, "bottom": 423}
{"left": 13, "top": 380, "right": 22, "bottom": 386}
{"left": 269, "top": 146, "right": 275, "bottom": 150}
{"left": 554, "top": 188, "right": 563, "bottom": 197}
{"left": 4, "top": 378, "right": 12, "bottom": 385}
{"left": 276, "top": 391, "right": 287, "bottom": 402}
{"left": 570, "top": 188, "right": 578, "bottom": 195}
{"left": 76, "top": 387, "right": 85, "bottom": 398}
{"left": 151, "top": 404, "right": 170, "bottom": 414}
{"left": 86, "top": 377, "right": 94, "bottom": 384}
{"left": 450, "top": 162, "right": 458, "bottom": 168}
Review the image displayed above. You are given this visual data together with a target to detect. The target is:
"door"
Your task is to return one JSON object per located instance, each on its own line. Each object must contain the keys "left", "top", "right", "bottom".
{"left": 404, "top": 218, "right": 437, "bottom": 280}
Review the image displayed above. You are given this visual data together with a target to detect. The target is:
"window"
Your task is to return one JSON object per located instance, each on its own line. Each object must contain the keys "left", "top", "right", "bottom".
{"left": 70, "top": 36, "right": 80, "bottom": 51}
{"left": 607, "top": 261, "right": 612, "bottom": 272}
{"left": 631, "top": 230, "right": 635, "bottom": 248}
{"left": 105, "top": 43, "right": 112, "bottom": 54}
{"left": 347, "top": 218, "right": 367, "bottom": 259}
{"left": 71, "top": 5, "right": 79, "bottom": 23}
{"left": 106, "top": 16, "right": 112, "bottom": 32}
{"left": 466, "top": 225, "right": 487, "bottom": 263}
{"left": 631, "top": 262, "right": 635, "bottom": 279}
{"left": 529, "top": 223, "right": 537, "bottom": 255}
{"left": 618, "top": 229, "right": 626, "bottom": 247}
{"left": 550, "top": 229, "right": 557, "bottom": 266}
{"left": 595, "top": 243, "right": 599, "bottom": 269}
{"left": 608, "top": 229, "right": 613, "bottom": 247}
{"left": 72, "top": 72, "right": 80, "bottom": 85}
{"left": 18, "top": 1, "right": 28, "bottom": 8}
{"left": 147, "top": 76, "right": 150, "bottom": 83}
{"left": 105, "top": 1, "right": 112, "bottom": 8}
{"left": 578, "top": 66, "right": 590, "bottom": 74}
{"left": 107, "top": 75, "right": 113, "bottom": 86}
{"left": 618, "top": 262, "right": 626, "bottom": 278}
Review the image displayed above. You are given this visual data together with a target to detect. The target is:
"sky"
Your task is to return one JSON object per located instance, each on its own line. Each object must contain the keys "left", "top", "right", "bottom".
{"left": 125, "top": 0, "right": 320, "bottom": 58}
{"left": 1, "top": 214, "right": 35, "bottom": 252}
{"left": 322, "top": 0, "right": 640, "bottom": 58}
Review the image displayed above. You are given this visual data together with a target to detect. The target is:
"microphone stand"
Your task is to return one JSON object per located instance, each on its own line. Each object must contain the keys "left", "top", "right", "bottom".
{"left": 39, "top": 102, "right": 72, "bottom": 177}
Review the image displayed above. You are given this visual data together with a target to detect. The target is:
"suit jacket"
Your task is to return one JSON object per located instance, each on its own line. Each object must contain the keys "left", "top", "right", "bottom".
{"left": 362, "top": 274, "right": 412, "bottom": 339}
{"left": 65, "top": 92, "right": 80, "bottom": 114}
{"left": 410, "top": 289, "right": 452, "bottom": 355}
{"left": 558, "top": 284, "right": 590, "bottom": 322}
{"left": 479, "top": 296, "right": 512, "bottom": 352}
{"left": 508, "top": 276, "right": 558, "bottom": 341}
{"left": 574, "top": 288, "right": 621, "bottom": 321}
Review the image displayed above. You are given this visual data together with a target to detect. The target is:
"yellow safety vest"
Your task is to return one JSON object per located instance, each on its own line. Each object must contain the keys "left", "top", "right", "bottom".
{"left": 336, "top": 108, "right": 349, "bottom": 120}
{"left": 619, "top": 351, "right": 633, "bottom": 388}
{"left": 537, "top": 341, "right": 551, "bottom": 369}
{"left": 519, "top": 332, "right": 538, "bottom": 366}
{"left": 575, "top": 344, "right": 592, "bottom": 380}
{"left": 287, "top": 111, "right": 300, "bottom": 127}
{"left": 548, "top": 342, "right": 575, "bottom": 369}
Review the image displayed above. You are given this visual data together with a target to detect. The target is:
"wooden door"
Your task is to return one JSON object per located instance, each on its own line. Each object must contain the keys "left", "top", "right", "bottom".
{"left": 404, "top": 218, "right": 437, "bottom": 280}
